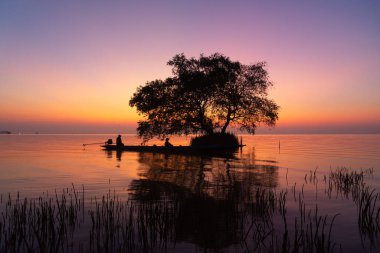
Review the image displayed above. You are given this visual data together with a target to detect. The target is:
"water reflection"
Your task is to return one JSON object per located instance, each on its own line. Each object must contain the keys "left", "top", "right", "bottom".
{"left": 133, "top": 152, "right": 279, "bottom": 195}
{"left": 2, "top": 134, "right": 379, "bottom": 252}
{"left": 105, "top": 150, "right": 123, "bottom": 161}
{"left": 125, "top": 151, "right": 279, "bottom": 250}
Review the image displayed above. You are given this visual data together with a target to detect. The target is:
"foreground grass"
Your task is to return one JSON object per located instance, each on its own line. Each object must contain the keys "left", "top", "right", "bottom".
{"left": 0, "top": 168, "right": 379, "bottom": 252}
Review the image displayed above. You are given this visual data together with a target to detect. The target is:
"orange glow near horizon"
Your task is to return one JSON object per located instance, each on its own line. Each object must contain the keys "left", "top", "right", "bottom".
{"left": 1, "top": 1, "right": 379, "bottom": 134}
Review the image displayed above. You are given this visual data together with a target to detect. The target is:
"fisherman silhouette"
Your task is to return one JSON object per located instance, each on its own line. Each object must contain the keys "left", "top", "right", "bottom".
{"left": 164, "top": 138, "right": 173, "bottom": 147}
{"left": 116, "top": 135, "right": 124, "bottom": 147}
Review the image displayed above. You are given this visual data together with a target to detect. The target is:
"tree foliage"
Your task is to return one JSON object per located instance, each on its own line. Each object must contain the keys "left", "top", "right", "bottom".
{"left": 129, "top": 53, "right": 279, "bottom": 141}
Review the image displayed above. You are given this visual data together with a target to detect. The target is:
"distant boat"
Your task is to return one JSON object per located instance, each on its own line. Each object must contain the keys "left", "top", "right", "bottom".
{"left": 0, "top": 131, "right": 11, "bottom": 134}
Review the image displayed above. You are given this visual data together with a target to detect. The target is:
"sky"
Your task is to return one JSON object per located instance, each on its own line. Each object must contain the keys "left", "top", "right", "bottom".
{"left": 0, "top": 0, "right": 379, "bottom": 134}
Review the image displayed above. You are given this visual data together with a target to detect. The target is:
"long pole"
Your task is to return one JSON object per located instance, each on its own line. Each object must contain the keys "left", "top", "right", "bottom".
{"left": 83, "top": 142, "right": 105, "bottom": 146}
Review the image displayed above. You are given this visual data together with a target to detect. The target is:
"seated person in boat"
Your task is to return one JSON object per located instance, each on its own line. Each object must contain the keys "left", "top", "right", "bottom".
{"left": 164, "top": 138, "right": 173, "bottom": 147}
{"left": 116, "top": 134, "right": 124, "bottom": 147}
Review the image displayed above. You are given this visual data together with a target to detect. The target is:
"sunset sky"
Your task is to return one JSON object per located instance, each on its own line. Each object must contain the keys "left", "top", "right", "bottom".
{"left": 1, "top": 0, "right": 379, "bottom": 134}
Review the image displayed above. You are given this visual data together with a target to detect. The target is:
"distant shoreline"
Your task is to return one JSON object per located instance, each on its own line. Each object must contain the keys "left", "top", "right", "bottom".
{"left": 0, "top": 132, "right": 379, "bottom": 136}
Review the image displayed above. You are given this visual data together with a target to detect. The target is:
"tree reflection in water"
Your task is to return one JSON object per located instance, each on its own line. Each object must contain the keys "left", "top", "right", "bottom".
{"left": 128, "top": 152, "right": 279, "bottom": 251}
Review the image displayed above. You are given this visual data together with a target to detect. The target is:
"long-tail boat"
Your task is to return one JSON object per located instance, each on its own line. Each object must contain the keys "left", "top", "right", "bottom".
{"left": 102, "top": 144, "right": 244, "bottom": 156}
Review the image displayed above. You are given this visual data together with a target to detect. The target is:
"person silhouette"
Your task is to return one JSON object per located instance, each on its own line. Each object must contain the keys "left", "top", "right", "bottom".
{"left": 116, "top": 135, "right": 124, "bottom": 148}
{"left": 164, "top": 138, "right": 173, "bottom": 147}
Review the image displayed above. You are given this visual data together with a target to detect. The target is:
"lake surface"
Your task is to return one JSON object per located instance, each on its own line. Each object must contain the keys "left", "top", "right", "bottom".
{"left": 0, "top": 134, "right": 379, "bottom": 252}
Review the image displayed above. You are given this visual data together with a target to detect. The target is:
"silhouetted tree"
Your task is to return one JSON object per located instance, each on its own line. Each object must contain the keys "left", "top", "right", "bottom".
{"left": 129, "top": 53, "right": 279, "bottom": 141}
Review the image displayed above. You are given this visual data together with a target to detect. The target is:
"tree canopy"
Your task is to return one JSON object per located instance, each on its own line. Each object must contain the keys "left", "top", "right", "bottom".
{"left": 129, "top": 53, "right": 279, "bottom": 141}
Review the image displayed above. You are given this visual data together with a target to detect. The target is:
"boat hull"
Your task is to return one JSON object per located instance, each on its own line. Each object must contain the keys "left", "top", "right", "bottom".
{"left": 102, "top": 144, "right": 242, "bottom": 157}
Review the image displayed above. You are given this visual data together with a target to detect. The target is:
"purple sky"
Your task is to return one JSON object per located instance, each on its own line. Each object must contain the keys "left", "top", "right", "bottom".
{"left": 1, "top": 0, "right": 379, "bottom": 134}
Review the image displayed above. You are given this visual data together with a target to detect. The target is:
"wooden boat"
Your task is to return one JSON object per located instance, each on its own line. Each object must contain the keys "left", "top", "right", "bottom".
{"left": 102, "top": 144, "right": 244, "bottom": 156}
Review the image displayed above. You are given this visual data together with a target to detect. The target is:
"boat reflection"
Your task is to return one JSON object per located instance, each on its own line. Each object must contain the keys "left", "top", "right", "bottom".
{"left": 105, "top": 149, "right": 123, "bottom": 161}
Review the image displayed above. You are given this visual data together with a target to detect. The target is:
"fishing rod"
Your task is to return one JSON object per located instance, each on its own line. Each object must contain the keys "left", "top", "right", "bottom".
{"left": 83, "top": 139, "right": 113, "bottom": 146}
{"left": 82, "top": 142, "right": 105, "bottom": 146}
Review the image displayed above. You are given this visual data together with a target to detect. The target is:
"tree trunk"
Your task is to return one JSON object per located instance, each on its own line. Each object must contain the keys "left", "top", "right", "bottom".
{"left": 221, "top": 109, "right": 232, "bottom": 133}
{"left": 198, "top": 104, "right": 214, "bottom": 135}
{"left": 201, "top": 120, "right": 214, "bottom": 135}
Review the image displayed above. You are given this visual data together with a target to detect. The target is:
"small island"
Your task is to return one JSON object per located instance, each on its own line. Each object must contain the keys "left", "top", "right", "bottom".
{"left": 0, "top": 131, "right": 11, "bottom": 134}
{"left": 129, "top": 53, "right": 279, "bottom": 147}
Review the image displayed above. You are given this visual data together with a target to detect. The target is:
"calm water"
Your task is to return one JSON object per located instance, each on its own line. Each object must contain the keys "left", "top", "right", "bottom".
{"left": 0, "top": 134, "right": 379, "bottom": 252}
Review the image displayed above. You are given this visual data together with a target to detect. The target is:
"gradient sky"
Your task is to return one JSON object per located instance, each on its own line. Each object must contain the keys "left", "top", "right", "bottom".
{"left": 1, "top": 0, "right": 379, "bottom": 134}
